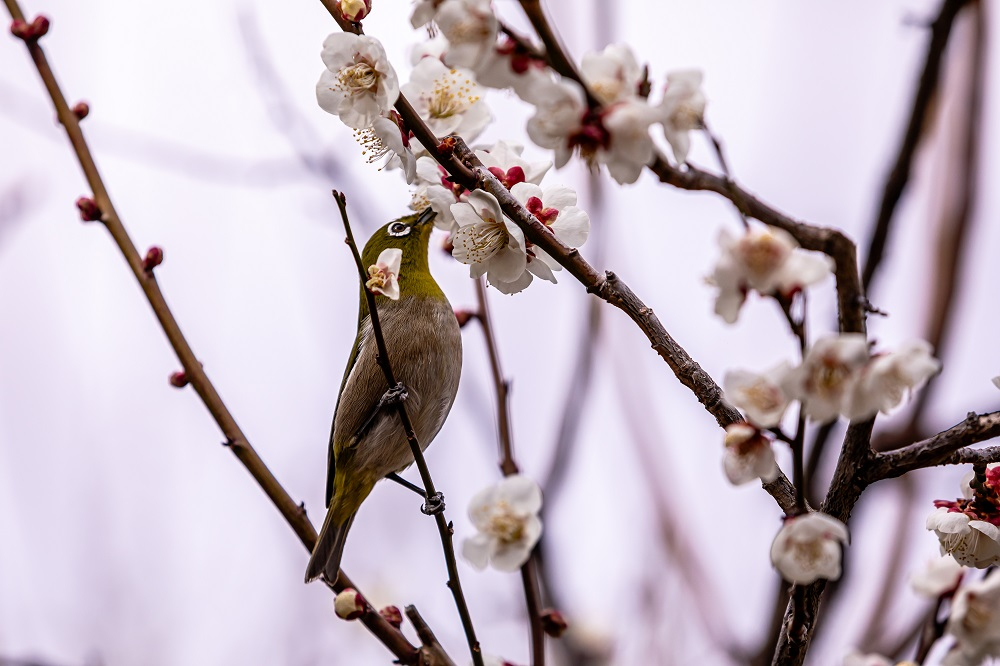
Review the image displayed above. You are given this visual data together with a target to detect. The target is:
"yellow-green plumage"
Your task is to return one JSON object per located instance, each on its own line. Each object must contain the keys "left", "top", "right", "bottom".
{"left": 305, "top": 211, "right": 462, "bottom": 584}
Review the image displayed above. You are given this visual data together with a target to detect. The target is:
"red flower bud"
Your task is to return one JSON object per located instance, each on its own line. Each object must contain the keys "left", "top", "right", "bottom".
{"left": 540, "top": 608, "right": 568, "bottom": 638}
{"left": 75, "top": 196, "right": 101, "bottom": 222}
{"left": 143, "top": 246, "right": 164, "bottom": 272}
{"left": 169, "top": 371, "right": 189, "bottom": 388}
{"left": 378, "top": 605, "right": 402, "bottom": 629}
{"left": 72, "top": 102, "right": 90, "bottom": 120}
{"left": 334, "top": 588, "right": 366, "bottom": 620}
{"left": 10, "top": 15, "right": 49, "bottom": 40}
{"left": 454, "top": 310, "right": 476, "bottom": 328}
{"left": 337, "top": 0, "right": 371, "bottom": 22}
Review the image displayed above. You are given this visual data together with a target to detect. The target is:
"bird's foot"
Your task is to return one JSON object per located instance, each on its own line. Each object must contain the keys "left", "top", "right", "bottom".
{"left": 378, "top": 382, "right": 409, "bottom": 409}
{"left": 421, "top": 492, "right": 445, "bottom": 515}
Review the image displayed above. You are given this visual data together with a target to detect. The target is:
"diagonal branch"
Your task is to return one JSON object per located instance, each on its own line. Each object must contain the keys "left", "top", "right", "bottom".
{"left": 869, "top": 411, "right": 1000, "bottom": 480}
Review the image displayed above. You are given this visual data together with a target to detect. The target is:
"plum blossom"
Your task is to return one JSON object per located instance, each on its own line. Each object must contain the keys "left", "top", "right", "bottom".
{"left": 659, "top": 69, "right": 707, "bottom": 165}
{"left": 365, "top": 248, "right": 402, "bottom": 300}
{"left": 334, "top": 588, "right": 365, "bottom": 620}
{"left": 462, "top": 474, "right": 543, "bottom": 571}
{"left": 580, "top": 43, "right": 643, "bottom": 105}
{"left": 526, "top": 78, "right": 588, "bottom": 168}
{"left": 770, "top": 512, "right": 849, "bottom": 585}
{"left": 411, "top": 156, "right": 466, "bottom": 230}
{"left": 336, "top": 0, "right": 371, "bottom": 22}
{"left": 435, "top": 0, "right": 498, "bottom": 70}
{"left": 451, "top": 191, "right": 532, "bottom": 294}
{"left": 317, "top": 33, "right": 399, "bottom": 129}
{"left": 402, "top": 58, "right": 491, "bottom": 143}
{"left": 600, "top": 100, "right": 659, "bottom": 184}
{"left": 475, "top": 140, "right": 551, "bottom": 189}
{"left": 943, "top": 570, "right": 1000, "bottom": 666}
{"left": 708, "top": 225, "right": 832, "bottom": 323}
{"left": 355, "top": 112, "right": 417, "bottom": 183}
{"left": 909, "top": 554, "right": 964, "bottom": 598}
{"left": 474, "top": 37, "right": 551, "bottom": 98}
{"left": 783, "top": 334, "right": 870, "bottom": 424}
{"left": 509, "top": 182, "right": 590, "bottom": 280}
{"left": 845, "top": 340, "right": 941, "bottom": 421}
{"left": 722, "top": 424, "right": 779, "bottom": 486}
{"left": 927, "top": 508, "right": 1000, "bottom": 569}
{"left": 723, "top": 362, "right": 793, "bottom": 428}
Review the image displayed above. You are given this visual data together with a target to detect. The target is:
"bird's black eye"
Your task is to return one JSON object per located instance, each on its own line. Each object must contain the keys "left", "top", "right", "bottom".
{"left": 388, "top": 222, "right": 411, "bottom": 237}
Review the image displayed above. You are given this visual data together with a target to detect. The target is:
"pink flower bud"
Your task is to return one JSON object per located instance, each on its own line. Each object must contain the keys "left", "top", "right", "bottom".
{"left": 540, "top": 608, "right": 568, "bottom": 638}
{"left": 143, "top": 246, "right": 164, "bottom": 272}
{"left": 334, "top": 588, "right": 366, "bottom": 620}
{"left": 337, "top": 0, "right": 371, "bottom": 22}
{"left": 169, "top": 371, "right": 189, "bottom": 388}
{"left": 378, "top": 605, "right": 402, "bottom": 629}
{"left": 75, "top": 196, "right": 101, "bottom": 222}
{"left": 441, "top": 233, "right": 454, "bottom": 255}
{"left": 72, "top": 102, "right": 90, "bottom": 120}
{"left": 454, "top": 309, "right": 476, "bottom": 328}
{"left": 10, "top": 15, "right": 49, "bottom": 40}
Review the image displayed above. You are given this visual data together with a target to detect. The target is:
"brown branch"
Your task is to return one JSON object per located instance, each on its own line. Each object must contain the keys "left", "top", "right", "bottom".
{"left": 862, "top": 0, "right": 974, "bottom": 291}
{"left": 334, "top": 193, "right": 483, "bottom": 666}
{"left": 1, "top": 2, "right": 419, "bottom": 660}
{"left": 471, "top": 277, "right": 545, "bottom": 665}
{"left": 870, "top": 411, "right": 1000, "bottom": 479}
{"left": 406, "top": 605, "right": 460, "bottom": 666}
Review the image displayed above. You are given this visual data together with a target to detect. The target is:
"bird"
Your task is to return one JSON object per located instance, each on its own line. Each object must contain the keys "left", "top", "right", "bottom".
{"left": 305, "top": 208, "right": 463, "bottom": 584}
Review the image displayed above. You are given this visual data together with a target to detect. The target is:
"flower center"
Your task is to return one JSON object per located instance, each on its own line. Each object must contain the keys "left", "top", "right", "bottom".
{"left": 488, "top": 166, "right": 525, "bottom": 190}
{"left": 669, "top": 100, "right": 704, "bottom": 130}
{"left": 739, "top": 233, "right": 788, "bottom": 280}
{"left": 337, "top": 57, "right": 379, "bottom": 96}
{"left": 456, "top": 219, "right": 509, "bottom": 264}
{"left": 525, "top": 196, "right": 559, "bottom": 226}
{"left": 366, "top": 263, "right": 391, "bottom": 291}
{"left": 568, "top": 109, "right": 611, "bottom": 165}
{"left": 486, "top": 500, "right": 525, "bottom": 544}
{"left": 426, "top": 69, "right": 480, "bottom": 119}
{"left": 742, "top": 379, "right": 783, "bottom": 413}
{"left": 354, "top": 126, "right": 390, "bottom": 165}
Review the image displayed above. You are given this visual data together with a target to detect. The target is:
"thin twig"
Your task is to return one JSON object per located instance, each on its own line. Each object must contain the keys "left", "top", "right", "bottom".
{"left": 871, "top": 412, "right": 1000, "bottom": 479}
{"left": 333, "top": 191, "right": 484, "bottom": 666}
{"left": 405, "top": 605, "right": 460, "bottom": 666}
{"left": 2, "top": 3, "right": 421, "bottom": 660}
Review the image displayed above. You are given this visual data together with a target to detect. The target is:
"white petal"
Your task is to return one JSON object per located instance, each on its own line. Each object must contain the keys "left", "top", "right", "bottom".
{"left": 462, "top": 533, "right": 495, "bottom": 570}
{"left": 510, "top": 181, "right": 543, "bottom": 206}
{"left": 543, "top": 185, "right": 577, "bottom": 209}
{"left": 490, "top": 541, "right": 533, "bottom": 571}
{"left": 487, "top": 244, "right": 528, "bottom": 282}
{"left": 497, "top": 475, "right": 543, "bottom": 514}
{"left": 488, "top": 269, "right": 533, "bottom": 295}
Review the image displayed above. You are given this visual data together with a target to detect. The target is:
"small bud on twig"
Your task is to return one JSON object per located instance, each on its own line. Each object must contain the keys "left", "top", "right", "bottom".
{"left": 378, "top": 605, "right": 403, "bottom": 629}
{"left": 10, "top": 15, "right": 49, "bottom": 40}
{"left": 334, "top": 588, "right": 366, "bottom": 620}
{"left": 540, "top": 608, "right": 568, "bottom": 638}
{"left": 72, "top": 102, "right": 90, "bottom": 120}
{"left": 454, "top": 309, "right": 476, "bottom": 328}
{"left": 337, "top": 0, "right": 371, "bottom": 22}
{"left": 75, "top": 196, "right": 101, "bottom": 222}
{"left": 143, "top": 246, "right": 164, "bottom": 272}
{"left": 441, "top": 233, "right": 454, "bottom": 255}
{"left": 169, "top": 371, "right": 189, "bottom": 388}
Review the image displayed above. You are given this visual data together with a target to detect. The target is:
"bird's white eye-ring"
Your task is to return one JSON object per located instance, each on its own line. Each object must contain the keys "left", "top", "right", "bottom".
{"left": 388, "top": 222, "right": 411, "bottom": 237}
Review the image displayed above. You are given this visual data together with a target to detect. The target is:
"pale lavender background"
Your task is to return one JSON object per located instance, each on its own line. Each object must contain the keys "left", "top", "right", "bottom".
{"left": 1, "top": 0, "right": 999, "bottom": 664}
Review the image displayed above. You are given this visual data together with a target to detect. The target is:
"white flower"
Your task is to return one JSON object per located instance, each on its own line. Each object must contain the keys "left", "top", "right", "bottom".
{"left": 356, "top": 113, "right": 417, "bottom": 183}
{"left": 926, "top": 507, "right": 1000, "bottom": 568}
{"left": 411, "top": 156, "right": 465, "bottom": 230}
{"left": 402, "top": 58, "right": 491, "bottom": 143}
{"left": 334, "top": 588, "right": 366, "bottom": 620}
{"left": 909, "top": 554, "right": 964, "bottom": 598}
{"left": 842, "top": 652, "right": 893, "bottom": 666}
{"left": 365, "top": 248, "right": 402, "bottom": 300}
{"left": 708, "top": 225, "right": 832, "bottom": 323}
{"left": 600, "top": 99, "right": 658, "bottom": 184}
{"left": 435, "top": 0, "right": 498, "bottom": 70}
{"left": 462, "top": 474, "right": 543, "bottom": 571}
{"left": 317, "top": 33, "right": 399, "bottom": 130}
{"left": 451, "top": 191, "right": 532, "bottom": 294}
{"left": 509, "top": 182, "right": 590, "bottom": 280}
{"left": 944, "top": 570, "right": 1000, "bottom": 665}
{"left": 474, "top": 37, "right": 552, "bottom": 99}
{"left": 722, "top": 424, "right": 779, "bottom": 485}
{"left": 581, "top": 43, "right": 643, "bottom": 105}
{"left": 659, "top": 69, "right": 707, "bottom": 165}
{"left": 770, "top": 512, "right": 849, "bottom": 585}
{"left": 846, "top": 340, "right": 941, "bottom": 421}
{"left": 784, "top": 334, "right": 870, "bottom": 424}
{"left": 723, "top": 362, "right": 793, "bottom": 428}
{"left": 526, "top": 78, "right": 588, "bottom": 168}
{"left": 475, "top": 140, "right": 551, "bottom": 189}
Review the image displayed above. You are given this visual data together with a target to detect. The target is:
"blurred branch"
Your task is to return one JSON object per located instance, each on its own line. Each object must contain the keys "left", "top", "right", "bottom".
{"left": 862, "top": 0, "right": 974, "bottom": 291}
{"left": 471, "top": 277, "right": 545, "bottom": 666}
{"left": 2, "top": 3, "right": 421, "bottom": 661}
{"left": 335, "top": 192, "right": 482, "bottom": 666}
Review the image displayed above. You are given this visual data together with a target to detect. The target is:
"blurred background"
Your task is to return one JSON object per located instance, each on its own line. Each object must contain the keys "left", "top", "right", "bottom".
{"left": 1, "top": 0, "right": 998, "bottom": 664}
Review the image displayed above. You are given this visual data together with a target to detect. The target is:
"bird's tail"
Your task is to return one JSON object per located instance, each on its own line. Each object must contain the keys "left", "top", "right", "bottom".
{"left": 304, "top": 475, "right": 375, "bottom": 584}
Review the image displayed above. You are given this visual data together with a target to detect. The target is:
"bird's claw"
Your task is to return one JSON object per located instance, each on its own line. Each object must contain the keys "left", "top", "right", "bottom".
{"left": 379, "top": 382, "right": 409, "bottom": 408}
{"left": 421, "top": 492, "right": 445, "bottom": 515}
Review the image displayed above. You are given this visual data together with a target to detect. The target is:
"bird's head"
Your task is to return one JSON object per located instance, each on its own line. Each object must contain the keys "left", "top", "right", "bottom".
{"left": 360, "top": 208, "right": 442, "bottom": 300}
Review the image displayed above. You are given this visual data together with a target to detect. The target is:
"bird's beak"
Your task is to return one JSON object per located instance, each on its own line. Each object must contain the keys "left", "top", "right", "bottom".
{"left": 415, "top": 207, "right": 437, "bottom": 227}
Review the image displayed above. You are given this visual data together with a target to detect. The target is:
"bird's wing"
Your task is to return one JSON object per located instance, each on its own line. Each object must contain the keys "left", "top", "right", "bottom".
{"left": 326, "top": 314, "right": 373, "bottom": 507}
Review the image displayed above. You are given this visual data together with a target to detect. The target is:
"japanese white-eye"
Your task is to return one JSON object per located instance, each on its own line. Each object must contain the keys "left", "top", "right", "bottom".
{"left": 305, "top": 209, "right": 462, "bottom": 584}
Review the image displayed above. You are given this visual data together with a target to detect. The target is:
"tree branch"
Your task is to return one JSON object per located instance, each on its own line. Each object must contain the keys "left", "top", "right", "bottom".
{"left": 870, "top": 411, "right": 1000, "bottom": 480}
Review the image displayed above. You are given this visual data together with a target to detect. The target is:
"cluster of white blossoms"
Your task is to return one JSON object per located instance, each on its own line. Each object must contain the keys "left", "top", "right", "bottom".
{"left": 462, "top": 474, "right": 543, "bottom": 572}
{"left": 769, "top": 511, "right": 850, "bottom": 585}
{"left": 927, "top": 465, "right": 1000, "bottom": 568}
